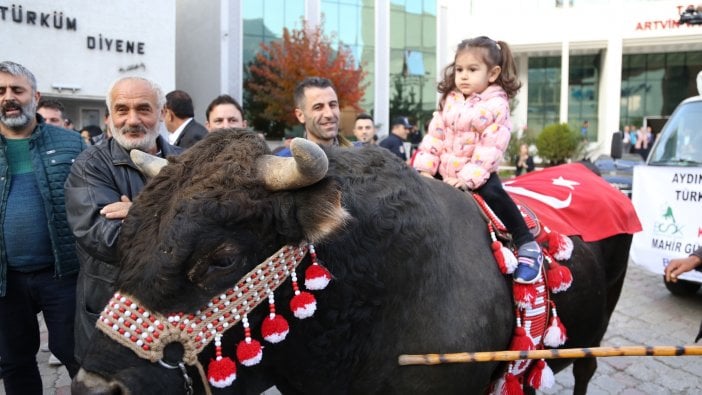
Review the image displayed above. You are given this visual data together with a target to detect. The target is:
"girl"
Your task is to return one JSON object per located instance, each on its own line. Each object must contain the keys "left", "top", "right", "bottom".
{"left": 413, "top": 36, "right": 543, "bottom": 284}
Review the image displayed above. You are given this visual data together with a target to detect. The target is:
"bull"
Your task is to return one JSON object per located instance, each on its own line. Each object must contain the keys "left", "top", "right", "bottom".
{"left": 72, "top": 129, "right": 632, "bottom": 395}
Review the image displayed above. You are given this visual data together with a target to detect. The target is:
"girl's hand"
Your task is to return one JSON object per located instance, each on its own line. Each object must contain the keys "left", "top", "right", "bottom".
{"left": 444, "top": 177, "right": 468, "bottom": 191}
{"left": 419, "top": 171, "right": 434, "bottom": 178}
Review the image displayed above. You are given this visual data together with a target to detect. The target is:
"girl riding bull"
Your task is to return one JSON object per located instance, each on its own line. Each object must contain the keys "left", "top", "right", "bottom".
{"left": 413, "top": 36, "right": 543, "bottom": 284}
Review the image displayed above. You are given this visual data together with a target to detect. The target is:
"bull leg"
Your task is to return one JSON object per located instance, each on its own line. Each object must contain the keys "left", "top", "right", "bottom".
{"left": 572, "top": 357, "right": 597, "bottom": 395}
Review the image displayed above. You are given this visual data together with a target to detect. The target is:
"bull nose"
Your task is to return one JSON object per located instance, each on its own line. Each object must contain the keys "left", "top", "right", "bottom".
{"left": 72, "top": 368, "right": 130, "bottom": 395}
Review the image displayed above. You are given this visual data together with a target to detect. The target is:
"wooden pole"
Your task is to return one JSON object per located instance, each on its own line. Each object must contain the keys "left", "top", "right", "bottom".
{"left": 398, "top": 345, "right": 702, "bottom": 366}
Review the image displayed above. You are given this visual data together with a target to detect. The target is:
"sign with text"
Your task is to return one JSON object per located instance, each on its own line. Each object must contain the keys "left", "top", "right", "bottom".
{"left": 630, "top": 166, "right": 702, "bottom": 283}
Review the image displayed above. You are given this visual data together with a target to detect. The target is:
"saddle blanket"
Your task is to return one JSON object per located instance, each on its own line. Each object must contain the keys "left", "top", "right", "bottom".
{"left": 503, "top": 163, "right": 642, "bottom": 242}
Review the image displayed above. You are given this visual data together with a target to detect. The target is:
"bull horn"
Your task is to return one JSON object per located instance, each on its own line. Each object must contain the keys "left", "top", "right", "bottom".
{"left": 257, "top": 138, "right": 328, "bottom": 191}
{"left": 130, "top": 150, "right": 168, "bottom": 178}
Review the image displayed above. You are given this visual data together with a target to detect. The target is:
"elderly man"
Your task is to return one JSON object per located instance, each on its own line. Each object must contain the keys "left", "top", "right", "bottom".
{"left": 205, "top": 94, "right": 247, "bottom": 131}
{"left": 0, "top": 61, "right": 84, "bottom": 394}
{"left": 277, "top": 76, "right": 351, "bottom": 157}
{"left": 64, "top": 76, "right": 182, "bottom": 363}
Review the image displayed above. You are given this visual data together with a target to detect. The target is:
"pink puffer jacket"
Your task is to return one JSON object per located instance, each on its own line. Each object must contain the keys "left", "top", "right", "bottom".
{"left": 413, "top": 85, "right": 512, "bottom": 189}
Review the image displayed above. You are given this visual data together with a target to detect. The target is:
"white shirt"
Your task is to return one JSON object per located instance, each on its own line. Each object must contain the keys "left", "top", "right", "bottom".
{"left": 168, "top": 118, "right": 193, "bottom": 145}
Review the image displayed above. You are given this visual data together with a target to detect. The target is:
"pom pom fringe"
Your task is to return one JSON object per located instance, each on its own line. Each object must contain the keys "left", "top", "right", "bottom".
{"left": 207, "top": 357, "right": 237, "bottom": 388}
{"left": 261, "top": 314, "right": 290, "bottom": 343}
{"left": 290, "top": 291, "right": 317, "bottom": 319}
{"left": 527, "top": 359, "right": 555, "bottom": 389}
{"left": 512, "top": 283, "right": 537, "bottom": 309}
{"left": 510, "top": 326, "right": 535, "bottom": 351}
{"left": 547, "top": 231, "right": 573, "bottom": 261}
{"left": 236, "top": 339, "right": 262, "bottom": 366}
{"left": 546, "top": 261, "right": 573, "bottom": 293}
{"left": 496, "top": 372, "right": 524, "bottom": 395}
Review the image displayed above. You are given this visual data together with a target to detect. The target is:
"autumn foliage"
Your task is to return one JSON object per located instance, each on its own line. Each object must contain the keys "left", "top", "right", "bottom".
{"left": 245, "top": 20, "right": 367, "bottom": 136}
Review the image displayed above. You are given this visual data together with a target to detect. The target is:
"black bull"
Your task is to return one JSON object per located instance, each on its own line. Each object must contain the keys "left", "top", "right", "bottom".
{"left": 72, "top": 130, "right": 632, "bottom": 395}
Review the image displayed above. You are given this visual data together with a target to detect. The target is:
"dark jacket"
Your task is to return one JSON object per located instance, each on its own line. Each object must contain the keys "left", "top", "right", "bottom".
{"left": 175, "top": 119, "right": 208, "bottom": 149}
{"left": 64, "top": 136, "right": 182, "bottom": 361}
{"left": 379, "top": 133, "right": 407, "bottom": 161}
{"left": 0, "top": 119, "right": 86, "bottom": 297}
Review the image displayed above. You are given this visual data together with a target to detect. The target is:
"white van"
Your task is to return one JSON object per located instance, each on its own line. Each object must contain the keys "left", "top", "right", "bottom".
{"left": 629, "top": 71, "right": 702, "bottom": 295}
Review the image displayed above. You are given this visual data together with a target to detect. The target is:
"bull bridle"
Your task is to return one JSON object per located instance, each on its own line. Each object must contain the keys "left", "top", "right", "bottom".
{"left": 96, "top": 242, "right": 311, "bottom": 394}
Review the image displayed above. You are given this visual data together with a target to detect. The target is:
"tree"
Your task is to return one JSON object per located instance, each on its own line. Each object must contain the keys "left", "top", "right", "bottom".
{"left": 245, "top": 20, "right": 367, "bottom": 138}
{"left": 535, "top": 123, "right": 581, "bottom": 165}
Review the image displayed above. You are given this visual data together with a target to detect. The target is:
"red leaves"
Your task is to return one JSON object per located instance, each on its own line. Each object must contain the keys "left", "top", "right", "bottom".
{"left": 246, "top": 19, "right": 368, "bottom": 130}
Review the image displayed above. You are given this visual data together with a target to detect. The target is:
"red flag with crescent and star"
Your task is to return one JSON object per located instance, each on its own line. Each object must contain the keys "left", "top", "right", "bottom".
{"left": 503, "top": 163, "right": 642, "bottom": 242}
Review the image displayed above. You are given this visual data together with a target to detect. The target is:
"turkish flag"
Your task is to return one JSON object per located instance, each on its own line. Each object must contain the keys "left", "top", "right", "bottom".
{"left": 503, "top": 163, "right": 642, "bottom": 242}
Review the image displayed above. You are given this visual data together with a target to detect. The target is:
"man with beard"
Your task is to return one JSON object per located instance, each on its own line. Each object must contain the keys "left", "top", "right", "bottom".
{"left": 276, "top": 76, "right": 351, "bottom": 157}
{"left": 0, "top": 61, "right": 84, "bottom": 394}
{"left": 64, "top": 76, "right": 182, "bottom": 363}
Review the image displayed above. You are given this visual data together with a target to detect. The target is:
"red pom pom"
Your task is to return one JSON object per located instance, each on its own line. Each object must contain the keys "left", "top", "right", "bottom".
{"left": 546, "top": 263, "right": 572, "bottom": 293}
{"left": 261, "top": 314, "right": 290, "bottom": 343}
{"left": 512, "top": 283, "right": 537, "bottom": 309}
{"left": 207, "top": 357, "right": 237, "bottom": 388}
{"left": 500, "top": 372, "right": 524, "bottom": 395}
{"left": 543, "top": 315, "right": 567, "bottom": 347}
{"left": 290, "top": 291, "right": 316, "bottom": 319}
{"left": 236, "top": 338, "right": 262, "bottom": 366}
{"left": 492, "top": 241, "right": 506, "bottom": 271}
{"left": 527, "top": 359, "right": 555, "bottom": 389}
{"left": 547, "top": 232, "right": 573, "bottom": 260}
{"left": 509, "top": 326, "right": 534, "bottom": 351}
{"left": 305, "top": 264, "right": 332, "bottom": 290}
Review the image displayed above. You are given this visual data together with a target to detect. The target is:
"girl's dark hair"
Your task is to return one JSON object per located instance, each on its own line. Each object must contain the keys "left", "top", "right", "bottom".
{"left": 437, "top": 36, "right": 521, "bottom": 109}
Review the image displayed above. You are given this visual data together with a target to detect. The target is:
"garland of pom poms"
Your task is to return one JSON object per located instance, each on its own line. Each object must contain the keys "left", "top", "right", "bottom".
{"left": 96, "top": 242, "right": 331, "bottom": 392}
{"left": 205, "top": 243, "right": 331, "bottom": 390}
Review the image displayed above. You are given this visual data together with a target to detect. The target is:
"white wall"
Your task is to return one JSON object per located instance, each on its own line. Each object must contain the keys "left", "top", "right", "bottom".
{"left": 1, "top": 0, "right": 175, "bottom": 99}
{"left": 175, "top": 0, "right": 222, "bottom": 123}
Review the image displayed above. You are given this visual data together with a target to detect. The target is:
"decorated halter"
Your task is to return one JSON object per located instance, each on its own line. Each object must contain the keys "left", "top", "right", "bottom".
{"left": 96, "top": 242, "right": 332, "bottom": 390}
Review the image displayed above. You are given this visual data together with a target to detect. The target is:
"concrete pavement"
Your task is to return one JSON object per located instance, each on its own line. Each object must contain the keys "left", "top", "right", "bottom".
{"left": 2, "top": 264, "right": 700, "bottom": 394}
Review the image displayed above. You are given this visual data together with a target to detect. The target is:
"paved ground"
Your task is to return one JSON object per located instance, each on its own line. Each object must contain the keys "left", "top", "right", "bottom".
{"left": 542, "top": 263, "right": 702, "bottom": 394}
{"left": 2, "top": 263, "right": 701, "bottom": 394}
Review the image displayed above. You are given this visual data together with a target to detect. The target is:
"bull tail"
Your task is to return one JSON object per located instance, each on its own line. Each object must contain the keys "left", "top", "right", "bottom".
{"left": 398, "top": 345, "right": 702, "bottom": 365}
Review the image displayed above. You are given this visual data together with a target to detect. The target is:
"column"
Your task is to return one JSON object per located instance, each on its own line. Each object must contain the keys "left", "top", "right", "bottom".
{"left": 374, "top": 0, "right": 390, "bottom": 139}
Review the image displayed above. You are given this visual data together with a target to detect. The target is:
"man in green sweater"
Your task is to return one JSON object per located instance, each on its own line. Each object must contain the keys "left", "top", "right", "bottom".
{"left": 0, "top": 61, "right": 85, "bottom": 395}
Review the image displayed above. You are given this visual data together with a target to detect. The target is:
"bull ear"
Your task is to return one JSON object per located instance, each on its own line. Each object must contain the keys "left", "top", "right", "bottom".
{"left": 130, "top": 150, "right": 169, "bottom": 177}
{"left": 257, "top": 138, "right": 328, "bottom": 191}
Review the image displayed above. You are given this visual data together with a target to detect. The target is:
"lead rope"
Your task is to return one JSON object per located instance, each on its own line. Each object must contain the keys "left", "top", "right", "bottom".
{"left": 195, "top": 360, "right": 212, "bottom": 395}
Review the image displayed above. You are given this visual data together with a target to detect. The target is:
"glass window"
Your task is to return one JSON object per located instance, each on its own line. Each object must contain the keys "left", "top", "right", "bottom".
{"left": 621, "top": 52, "right": 702, "bottom": 128}
{"left": 338, "top": 4, "right": 360, "bottom": 46}
{"left": 263, "top": 0, "right": 286, "bottom": 38}
{"left": 404, "top": 0, "right": 423, "bottom": 14}
{"left": 243, "top": 1, "right": 264, "bottom": 20}
{"left": 527, "top": 56, "right": 561, "bottom": 134}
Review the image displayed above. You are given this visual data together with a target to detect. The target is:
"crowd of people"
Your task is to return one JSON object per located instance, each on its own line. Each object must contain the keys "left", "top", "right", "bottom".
{"left": 0, "top": 38, "right": 546, "bottom": 391}
{"left": 2, "top": 32, "right": 700, "bottom": 393}
{"left": 622, "top": 123, "right": 654, "bottom": 159}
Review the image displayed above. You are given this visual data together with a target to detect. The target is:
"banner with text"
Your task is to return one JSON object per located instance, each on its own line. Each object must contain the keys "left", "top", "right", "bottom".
{"left": 630, "top": 166, "right": 702, "bottom": 282}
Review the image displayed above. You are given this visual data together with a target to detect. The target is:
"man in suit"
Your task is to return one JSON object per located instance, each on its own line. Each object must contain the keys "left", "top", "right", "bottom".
{"left": 164, "top": 90, "right": 207, "bottom": 148}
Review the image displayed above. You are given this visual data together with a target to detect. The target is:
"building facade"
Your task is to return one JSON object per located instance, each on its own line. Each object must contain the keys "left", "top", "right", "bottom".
{"left": 1, "top": 0, "right": 175, "bottom": 129}
{"left": 176, "top": 0, "right": 437, "bottom": 139}
{"left": 440, "top": 0, "right": 702, "bottom": 157}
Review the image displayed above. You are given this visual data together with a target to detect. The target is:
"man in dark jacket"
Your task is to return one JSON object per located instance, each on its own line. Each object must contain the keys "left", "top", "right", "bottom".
{"left": 164, "top": 90, "right": 207, "bottom": 148}
{"left": 64, "top": 76, "right": 182, "bottom": 363}
{"left": 0, "top": 61, "right": 85, "bottom": 394}
{"left": 379, "top": 116, "right": 412, "bottom": 161}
